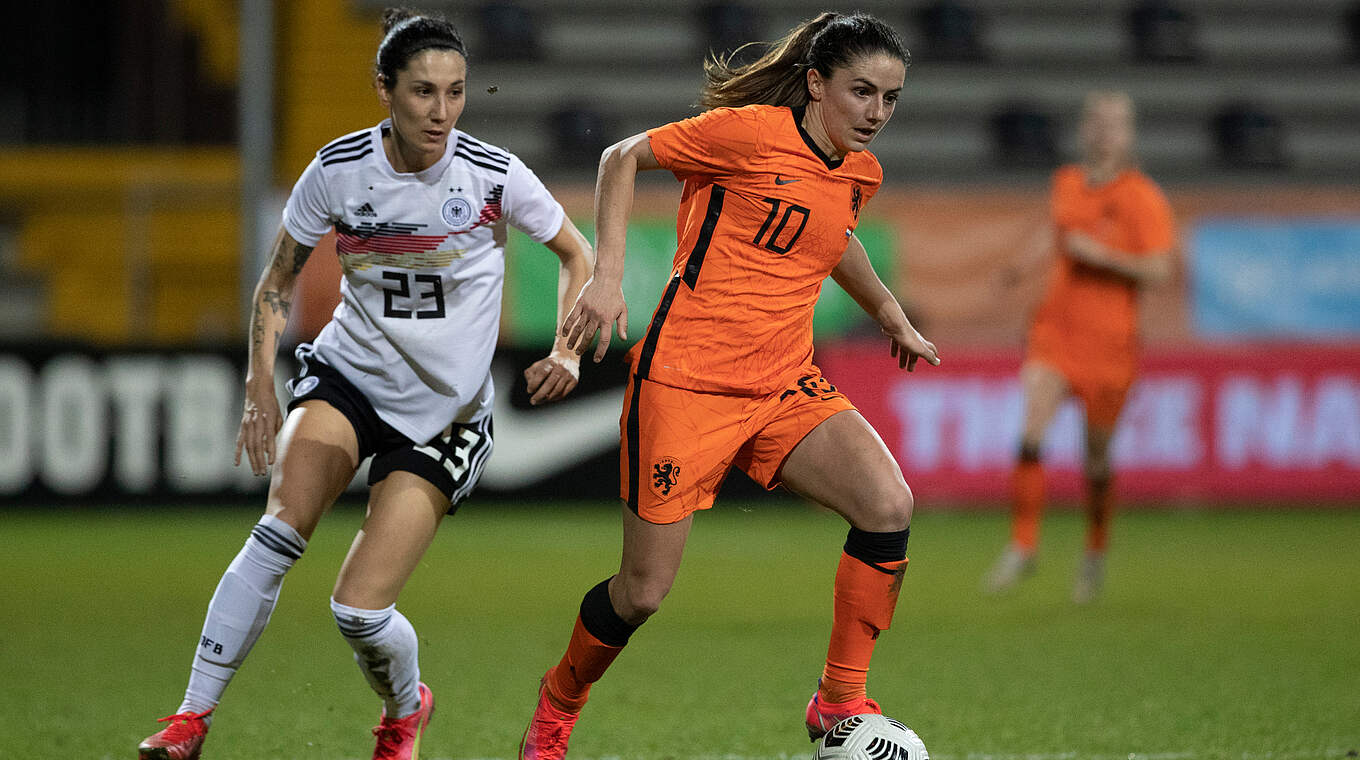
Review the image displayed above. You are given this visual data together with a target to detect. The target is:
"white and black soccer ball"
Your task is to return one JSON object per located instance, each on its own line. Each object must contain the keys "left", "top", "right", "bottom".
{"left": 813, "top": 714, "right": 929, "bottom": 760}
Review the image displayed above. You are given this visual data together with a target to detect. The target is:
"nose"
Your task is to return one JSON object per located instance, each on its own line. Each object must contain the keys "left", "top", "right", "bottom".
{"left": 866, "top": 97, "right": 885, "bottom": 124}
{"left": 430, "top": 97, "right": 447, "bottom": 123}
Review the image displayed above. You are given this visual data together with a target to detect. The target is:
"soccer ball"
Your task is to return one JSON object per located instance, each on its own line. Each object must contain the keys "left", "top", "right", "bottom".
{"left": 813, "top": 714, "right": 929, "bottom": 760}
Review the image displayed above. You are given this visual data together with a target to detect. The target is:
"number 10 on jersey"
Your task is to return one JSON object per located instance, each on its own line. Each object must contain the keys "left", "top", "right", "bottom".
{"left": 754, "top": 197, "right": 811, "bottom": 254}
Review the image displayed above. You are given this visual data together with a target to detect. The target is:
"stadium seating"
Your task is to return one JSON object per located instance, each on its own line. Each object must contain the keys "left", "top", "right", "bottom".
{"left": 3, "top": 0, "right": 1359, "bottom": 346}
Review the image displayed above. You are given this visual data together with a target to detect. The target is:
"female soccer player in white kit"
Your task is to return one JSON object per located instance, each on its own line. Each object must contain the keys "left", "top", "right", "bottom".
{"left": 137, "top": 9, "right": 593, "bottom": 760}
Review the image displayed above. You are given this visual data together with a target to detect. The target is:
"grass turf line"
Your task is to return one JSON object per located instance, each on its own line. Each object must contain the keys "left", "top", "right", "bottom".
{"left": 1, "top": 501, "right": 1356, "bottom": 759}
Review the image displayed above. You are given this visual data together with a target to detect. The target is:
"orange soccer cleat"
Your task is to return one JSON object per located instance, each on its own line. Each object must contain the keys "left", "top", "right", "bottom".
{"left": 138, "top": 708, "right": 212, "bottom": 760}
{"left": 518, "top": 670, "right": 581, "bottom": 760}
{"left": 371, "top": 682, "right": 434, "bottom": 760}
{"left": 805, "top": 688, "right": 882, "bottom": 741}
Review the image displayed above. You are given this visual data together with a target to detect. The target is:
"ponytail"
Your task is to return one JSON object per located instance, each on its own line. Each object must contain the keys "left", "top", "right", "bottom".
{"left": 699, "top": 12, "right": 908, "bottom": 109}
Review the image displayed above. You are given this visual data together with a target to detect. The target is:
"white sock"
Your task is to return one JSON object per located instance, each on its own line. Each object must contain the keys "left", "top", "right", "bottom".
{"left": 330, "top": 598, "right": 422, "bottom": 717}
{"left": 179, "top": 514, "right": 306, "bottom": 716}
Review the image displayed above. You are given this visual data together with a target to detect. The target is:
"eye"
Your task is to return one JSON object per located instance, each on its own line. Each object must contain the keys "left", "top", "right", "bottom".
{"left": 854, "top": 88, "right": 870, "bottom": 97}
{"left": 885, "top": 93, "right": 899, "bottom": 104}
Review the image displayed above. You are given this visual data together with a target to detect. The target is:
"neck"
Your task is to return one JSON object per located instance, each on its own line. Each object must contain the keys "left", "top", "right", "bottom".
{"left": 801, "top": 102, "right": 845, "bottom": 162}
{"left": 384, "top": 131, "right": 441, "bottom": 173}
{"left": 1084, "top": 155, "right": 1125, "bottom": 185}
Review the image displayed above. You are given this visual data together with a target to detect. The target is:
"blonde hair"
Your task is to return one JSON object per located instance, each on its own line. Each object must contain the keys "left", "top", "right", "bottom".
{"left": 700, "top": 12, "right": 908, "bottom": 109}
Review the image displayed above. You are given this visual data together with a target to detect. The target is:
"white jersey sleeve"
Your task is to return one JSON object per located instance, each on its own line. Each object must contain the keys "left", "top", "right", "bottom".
{"left": 501, "top": 155, "right": 566, "bottom": 244}
{"left": 281, "top": 157, "right": 335, "bottom": 246}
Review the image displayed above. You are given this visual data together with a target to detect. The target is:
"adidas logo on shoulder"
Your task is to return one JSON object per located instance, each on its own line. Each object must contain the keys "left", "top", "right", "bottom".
{"left": 354, "top": 202, "right": 378, "bottom": 218}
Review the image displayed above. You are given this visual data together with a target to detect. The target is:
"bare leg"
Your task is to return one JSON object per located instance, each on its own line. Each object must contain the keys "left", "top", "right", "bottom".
{"left": 985, "top": 361, "right": 1070, "bottom": 592}
{"left": 180, "top": 400, "right": 360, "bottom": 714}
{"left": 329, "top": 471, "right": 452, "bottom": 718}
{"left": 780, "top": 410, "right": 912, "bottom": 706}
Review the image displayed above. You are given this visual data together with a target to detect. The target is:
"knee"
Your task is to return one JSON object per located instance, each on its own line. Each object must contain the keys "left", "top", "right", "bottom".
{"left": 852, "top": 479, "right": 913, "bottom": 532}
{"left": 609, "top": 571, "right": 669, "bottom": 624}
{"left": 884, "top": 481, "right": 914, "bottom": 529}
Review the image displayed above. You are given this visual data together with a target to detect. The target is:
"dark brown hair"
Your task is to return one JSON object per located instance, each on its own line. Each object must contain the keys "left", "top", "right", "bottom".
{"left": 375, "top": 7, "right": 467, "bottom": 89}
{"left": 700, "top": 12, "right": 909, "bottom": 109}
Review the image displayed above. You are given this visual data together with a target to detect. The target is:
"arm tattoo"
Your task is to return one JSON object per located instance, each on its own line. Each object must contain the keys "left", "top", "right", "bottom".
{"left": 262, "top": 290, "right": 291, "bottom": 320}
{"left": 250, "top": 300, "right": 266, "bottom": 351}
{"left": 291, "top": 243, "right": 314, "bottom": 275}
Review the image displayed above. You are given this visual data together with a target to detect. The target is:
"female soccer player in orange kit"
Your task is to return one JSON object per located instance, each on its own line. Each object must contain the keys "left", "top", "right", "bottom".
{"left": 516, "top": 12, "right": 941, "bottom": 758}
{"left": 984, "top": 91, "right": 1175, "bottom": 603}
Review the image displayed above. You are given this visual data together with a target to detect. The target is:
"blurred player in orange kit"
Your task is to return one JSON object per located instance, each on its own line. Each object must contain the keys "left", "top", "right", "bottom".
{"left": 984, "top": 91, "right": 1176, "bottom": 603}
{"left": 516, "top": 11, "right": 940, "bottom": 759}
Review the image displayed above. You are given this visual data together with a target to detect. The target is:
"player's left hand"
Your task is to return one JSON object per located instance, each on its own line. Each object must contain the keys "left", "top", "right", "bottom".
{"left": 887, "top": 325, "right": 941, "bottom": 372}
{"left": 524, "top": 351, "right": 580, "bottom": 405}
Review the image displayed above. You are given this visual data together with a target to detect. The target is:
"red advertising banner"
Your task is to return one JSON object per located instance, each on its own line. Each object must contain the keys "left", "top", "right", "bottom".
{"left": 817, "top": 342, "right": 1360, "bottom": 504}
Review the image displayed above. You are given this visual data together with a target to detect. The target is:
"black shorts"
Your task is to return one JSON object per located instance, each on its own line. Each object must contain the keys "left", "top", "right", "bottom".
{"left": 285, "top": 345, "right": 493, "bottom": 510}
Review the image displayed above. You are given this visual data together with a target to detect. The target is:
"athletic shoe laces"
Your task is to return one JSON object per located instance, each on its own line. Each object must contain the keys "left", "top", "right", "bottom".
{"left": 153, "top": 709, "right": 211, "bottom": 739}
{"left": 372, "top": 720, "right": 407, "bottom": 743}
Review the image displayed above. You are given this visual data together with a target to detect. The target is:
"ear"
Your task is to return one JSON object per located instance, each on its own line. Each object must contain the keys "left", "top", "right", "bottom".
{"left": 805, "top": 67, "right": 824, "bottom": 102}
{"left": 375, "top": 74, "right": 392, "bottom": 108}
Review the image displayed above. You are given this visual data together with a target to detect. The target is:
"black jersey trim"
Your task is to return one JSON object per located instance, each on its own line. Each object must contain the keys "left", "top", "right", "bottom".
{"left": 320, "top": 131, "right": 370, "bottom": 158}
{"left": 458, "top": 142, "right": 510, "bottom": 167}
{"left": 322, "top": 140, "right": 373, "bottom": 161}
{"left": 789, "top": 106, "right": 844, "bottom": 170}
{"left": 321, "top": 146, "right": 374, "bottom": 167}
{"left": 623, "top": 185, "right": 725, "bottom": 514}
{"left": 681, "top": 184, "right": 726, "bottom": 289}
{"left": 457, "top": 135, "right": 510, "bottom": 165}
{"left": 625, "top": 372, "right": 643, "bottom": 512}
{"left": 626, "top": 272, "right": 684, "bottom": 513}
{"left": 453, "top": 148, "right": 509, "bottom": 174}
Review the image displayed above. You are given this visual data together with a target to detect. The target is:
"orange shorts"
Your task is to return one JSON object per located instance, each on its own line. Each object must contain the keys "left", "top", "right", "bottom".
{"left": 1027, "top": 319, "right": 1135, "bottom": 429}
{"left": 619, "top": 367, "right": 857, "bottom": 524}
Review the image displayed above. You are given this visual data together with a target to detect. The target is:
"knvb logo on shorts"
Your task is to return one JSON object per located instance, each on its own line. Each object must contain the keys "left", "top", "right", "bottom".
{"left": 650, "top": 457, "right": 682, "bottom": 499}
{"left": 441, "top": 196, "right": 476, "bottom": 231}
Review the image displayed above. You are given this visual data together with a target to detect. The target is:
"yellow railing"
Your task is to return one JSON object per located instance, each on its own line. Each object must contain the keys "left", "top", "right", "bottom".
{"left": 1, "top": 148, "right": 240, "bottom": 344}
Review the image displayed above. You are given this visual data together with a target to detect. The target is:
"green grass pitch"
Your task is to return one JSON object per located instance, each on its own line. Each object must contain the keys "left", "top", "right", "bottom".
{"left": 4, "top": 500, "right": 1358, "bottom": 760}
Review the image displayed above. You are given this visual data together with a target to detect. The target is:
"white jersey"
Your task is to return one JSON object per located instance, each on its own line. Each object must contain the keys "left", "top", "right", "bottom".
{"left": 282, "top": 119, "right": 565, "bottom": 443}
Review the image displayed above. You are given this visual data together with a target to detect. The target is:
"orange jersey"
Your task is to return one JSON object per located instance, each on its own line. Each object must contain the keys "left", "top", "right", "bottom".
{"left": 636, "top": 104, "right": 882, "bottom": 395}
{"left": 1031, "top": 165, "right": 1176, "bottom": 358}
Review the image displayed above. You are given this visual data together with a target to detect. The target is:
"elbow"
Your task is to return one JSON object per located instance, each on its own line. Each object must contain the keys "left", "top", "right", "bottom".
{"left": 597, "top": 137, "right": 632, "bottom": 176}
{"left": 1145, "top": 255, "right": 1174, "bottom": 286}
{"left": 598, "top": 132, "right": 650, "bottom": 176}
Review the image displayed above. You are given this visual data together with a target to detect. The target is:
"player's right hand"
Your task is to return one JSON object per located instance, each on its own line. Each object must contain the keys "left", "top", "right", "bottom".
{"left": 888, "top": 325, "right": 941, "bottom": 372}
{"left": 561, "top": 276, "right": 628, "bottom": 363}
{"left": 235, "top": 385, "right": 283, "bottom": 476}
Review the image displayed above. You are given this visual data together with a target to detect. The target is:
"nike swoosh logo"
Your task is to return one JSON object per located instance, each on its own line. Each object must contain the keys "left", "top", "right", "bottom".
{"left": 774, "top": 176, "right": 800, "bottom": 185}
{"left": 480, "top": 362, "right": 624, "bottom": 489}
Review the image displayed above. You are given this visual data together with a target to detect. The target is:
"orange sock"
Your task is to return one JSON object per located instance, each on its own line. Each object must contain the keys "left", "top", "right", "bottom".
{"left": 1011, "top": 458, "right": 1045, "bottom": 553}
{"left": 821, "top": 535, "right": 908, "bottom": 703}
{"left": 543, "top": 578, "right": 637, "bottom": 712}
{"left": 543, "top": 616, "right": 624, "bottom": 711}
{"left": 1085, "top": 475, "right": 1113, "bottom": 553}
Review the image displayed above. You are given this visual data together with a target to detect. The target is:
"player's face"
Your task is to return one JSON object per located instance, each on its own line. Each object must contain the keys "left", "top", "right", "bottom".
{"left": 807, "top": 52, "right": 906, "bottom": 158}
{"left": 378, "top": 49, "right": 467, "bottom": 165}
{"left": 1080, "top": 95, "right": 1135, "bottom": 165}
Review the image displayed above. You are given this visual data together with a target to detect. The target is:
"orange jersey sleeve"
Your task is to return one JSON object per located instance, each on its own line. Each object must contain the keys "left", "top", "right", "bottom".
{"left": 636, "top": 105, "right": 883, "bottom": 395}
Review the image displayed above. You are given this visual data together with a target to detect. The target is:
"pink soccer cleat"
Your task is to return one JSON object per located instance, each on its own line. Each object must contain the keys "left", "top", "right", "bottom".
{"left": 518, "top": 669, "right": 581, "bottom": 760}
{"left": 371, "top": 682, "right": 434, "bottom": 760}
{"left": 138, "top": 708, "right": 212, "bottom": 760}
{"left": 805, "top": 688, "right": 882, "bottom": 741}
